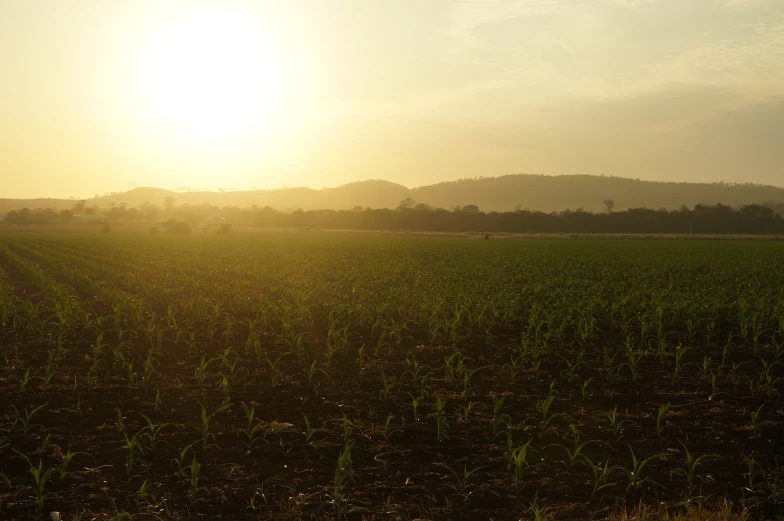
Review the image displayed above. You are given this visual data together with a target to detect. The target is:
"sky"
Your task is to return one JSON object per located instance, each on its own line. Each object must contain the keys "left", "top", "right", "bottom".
{"left": 1, "top": 0, "right": 783, "bottom": 199}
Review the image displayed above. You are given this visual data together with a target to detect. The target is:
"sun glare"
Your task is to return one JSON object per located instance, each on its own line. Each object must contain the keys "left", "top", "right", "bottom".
{"left": 140, "top": 7, "right": 284, "bottom": 142}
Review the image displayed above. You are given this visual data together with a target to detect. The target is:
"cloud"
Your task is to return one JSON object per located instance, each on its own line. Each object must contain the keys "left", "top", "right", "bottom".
{"left": 614, "top": 0, "right": 656, "bottom": 6}
{"left": 444, "top": 0, "right": 579, "bottom": 48}
{"left": 724, "top": 0, "right": 768, "bottom": 8}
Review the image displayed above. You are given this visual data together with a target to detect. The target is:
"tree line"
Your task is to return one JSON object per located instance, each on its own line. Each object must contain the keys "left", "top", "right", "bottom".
{"left": 3, "top": 200, "right": 784, "bottom": 235}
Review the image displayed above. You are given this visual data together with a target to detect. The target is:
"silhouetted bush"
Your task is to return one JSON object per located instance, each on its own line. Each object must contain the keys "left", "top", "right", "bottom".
{"left": 161, "top": 220, "right": 191, "bottom": 234}
{"left": 215, "top": 223, "right": 233, "bottom": 235}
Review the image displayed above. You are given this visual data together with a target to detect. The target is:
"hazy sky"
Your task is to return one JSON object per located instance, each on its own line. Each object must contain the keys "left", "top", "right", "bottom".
{"left": 1, "top": 0, "right": 783, "bottom": 199}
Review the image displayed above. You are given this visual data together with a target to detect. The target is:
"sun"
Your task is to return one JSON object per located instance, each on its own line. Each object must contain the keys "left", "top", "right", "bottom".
{"left": 139, "top": 6, "right": 284, "bottom": 142}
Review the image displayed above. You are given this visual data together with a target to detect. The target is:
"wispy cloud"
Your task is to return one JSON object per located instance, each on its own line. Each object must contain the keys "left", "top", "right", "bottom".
{"left": 444, "top": 0, "right": 578, "bottom": 49}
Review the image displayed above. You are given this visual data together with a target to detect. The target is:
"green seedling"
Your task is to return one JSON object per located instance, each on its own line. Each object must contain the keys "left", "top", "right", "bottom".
{"left": 139, "top": 413, "right": 173, "bottom": 450}
{"left": 375, "top": 413, "right": 402, "bottom": 443}
{"left": 669, "top": 442, "right": 717, "bottom": 492}
{"left": 328, "top": 441, "right": 355, "bottom": 508}
{"left": 172, "top": 440, "right": 198, "bottom": 473}
{"left": 306, "top": 359, "right": 327, "bottom": 384}
{"left": 379, "top": 370, "right": 395, "bottom": 403}
{"left": 655, "top": 403, "right": 681, "bottom": 435}
{"left": 579, "top": 377, "right": 593, "bottom": 400}
{"left": 507, "top": 439, "right": 533, "bottom": 490}
{"left": 19, "top": 368, "right": 36, "bottom": 392}
{"left": 12, "top": 450, "right": 56, "bottom": 511}
{"left": 13, "top": 404, "right": 47, "bottom": 433}
{"left": 57, "top": 448, "right": 91, "bottom": 480}
{"left": 436, "top": 396, "right": 450, "bottom": 441}
{"left": 199, "top": 403, "right": 232, "bottom": 450}
{"left": 115, "top": 407, "right": 126, "bottom": 432}
{"left": 524, "top": 396, "right": 568, "bottom": 436}
{"left": 123, "top": 432, "right": 143, "bottom": 472}
{"left": 546, "top": 425, "right": 605, "bottom": 470}
{"left": 439, "top": 463, "right": 486, "bottom": 500}
{"left": 617, "top": 446, "right": 665, "bottom": 493}
{"left": 491, "top": 395, "right": 508, "bottom": 435}
{"left": 194, "top": 355, "right": 218, "bottom": 386}
{"left": 584, "top": 455, "right": 617, "bottom": 497}
{"left": 742, "top": 453, "right": 762, "bottom": 490}
{"left": 603, "top": 406, "right": 636, "bottom": 437}
{"left": 301, "top": 413, "right": 325, "bottom": 443}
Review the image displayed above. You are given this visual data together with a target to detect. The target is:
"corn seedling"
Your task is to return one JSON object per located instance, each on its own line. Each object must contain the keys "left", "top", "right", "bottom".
{"left": 402, "top": 354, "right": 430, "bottom": 382}
{"left": 462, "top": 399, "right": 475, "bottom": 424}
{"left": 19, "top": 368, "right": 36, "bottom": 392}
{"left": 123, "top": 432, "right": 144, "bottom": 472}
{"left": 172, "top": 440, "right": 198, "bottom": 473}
{"left": 13, "top": 403, "right": 47, "bottom": 433}
{"left": 503, "top": 354, "right": 526, "bottom": 384}
{"left": 301, "top": 413, "right": 325, "bottom": 443}
{"left": 669, "top": 441, "right": 717, "bottom": 492}
{"left": 584, "top": 455, "right": 617, "bottom": 497}
{"left": 194, "top": 355, "right": 218, "bottom": 386}
{"left": 306, "top": 359, "right": 327, "bottom": 384}
{"left": 328, "top": 441, "right": 355, "bottom": 508}
{"left": 12, "top": 450, "right": 56, "bottom": 511}
{"left": 673, "top": 345, "right": 692, "bottom": 379}
{"left": 374, "top": 413, "right": 402, "bottom": 443}
{"left": 617, "top": 446, "right": 665, "bottom": 493}
{"left": 265, "top": 352, "right": 289, "bottom": 387}
{"left": 491, "top": 395, "right": 508, "bottom": 436}
{"left": 139, "top": 413, "right": 173, "bottom": 450}
{"left": 378, "top": 369, "right": 395, "bottom": 403}
{"left": 558, "top": 349, "right": 585, "bottom": 379}
{"left": 115, "top": 407, "right": 126, "bottom": 432}
{"left": 508, "top": 439, "right": 533, "bottom": 489}
{"left": 546, "top": 425, "right": 605, "bottom": 470}
{"left": 410, "top": 394, "right": 420, "bottom": 423}
{"left": 436, "top": 396, "right": 450, "bottom": 441}
{"left": 439, "top": 463, "right": 485, "bottom": 500}
{"left": 188, "top": 454, "right": 206, "bottom": 499}
{"left": 742, "top": 453, "right": 762, "bottom": 491}
{"left": 524, "top": 396, "right": 568, "bottom": 436}
{"left": 57, "top": 448, "right": 91, "bottom": 480}
{"left": 199, "top": 403, "right": 232, "bottom": 450}
{"left": 655, "top": 403, "right": 681, "bottom": 435}
{"left": 603, "top": 406, "right": 636, "bottom": 438}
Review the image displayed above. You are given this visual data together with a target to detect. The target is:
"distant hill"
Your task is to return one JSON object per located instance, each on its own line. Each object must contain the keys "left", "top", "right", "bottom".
{"left": 2, "top": 175, "right": 784, "bottom": 214}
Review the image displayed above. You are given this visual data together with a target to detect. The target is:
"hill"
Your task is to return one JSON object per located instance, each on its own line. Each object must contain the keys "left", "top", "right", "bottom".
{"left": 1, "top": 175, "right": 783, "bottom": 214}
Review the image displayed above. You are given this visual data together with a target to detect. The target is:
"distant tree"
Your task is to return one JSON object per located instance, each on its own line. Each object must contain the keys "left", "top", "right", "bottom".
{"left": 397, "top": 198, "right": 416, "bottom": 211}
{"left": 161, "top": 219, "right": 190, "bottom": 234}
{"left": 461, "top": 204, "right": 480, "bottom": 213}
{"left": 603, "top": 200, "right": 615, "bottom": 213}
{"left": 59, "top": 209, "right": 73, "bottom": 223}
{"left": 291, "top": 209, "right": 306, "bottom": 227}
{"left": 413, "top": 203, "right": 432, "bottom": 211}
{"left": 163, "top": 197, "right": 177, "bottom": 213}
{"left": 72, "top": 200, "right": 86, "bottom": 214}
{"left": 215, "top": 223, "right": 233, "bottom": 235}
{"left": 352, "top": 205, "right": 364, "bottom": 212}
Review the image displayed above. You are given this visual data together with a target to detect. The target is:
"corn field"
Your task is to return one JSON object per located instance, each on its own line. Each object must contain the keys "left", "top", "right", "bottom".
{"left": 0, "top": 233, "right": 782, "bottom": 520}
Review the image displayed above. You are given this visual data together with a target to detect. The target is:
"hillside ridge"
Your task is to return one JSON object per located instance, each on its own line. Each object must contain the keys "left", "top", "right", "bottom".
{"left": 2, "top": 174, "right": 783, "bottom": 214}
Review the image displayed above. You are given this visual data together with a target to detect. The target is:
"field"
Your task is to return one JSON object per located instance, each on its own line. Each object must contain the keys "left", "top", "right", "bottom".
{"left": 0, "top": 234, "right": 783, "bottom": 520}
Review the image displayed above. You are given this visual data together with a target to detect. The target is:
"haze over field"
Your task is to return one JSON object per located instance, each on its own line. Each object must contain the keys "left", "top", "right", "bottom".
{"left": 2, "top": 0, "right": 783, "bottom": 200}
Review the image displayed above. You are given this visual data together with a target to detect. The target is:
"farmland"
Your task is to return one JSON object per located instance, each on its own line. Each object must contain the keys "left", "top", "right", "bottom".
{"left": 0, "top": 234, "right": 783, "bottom": 520}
